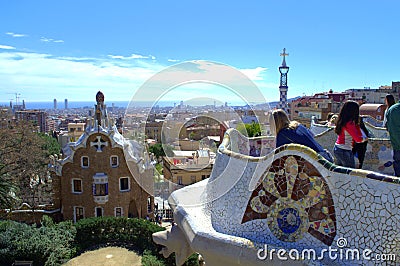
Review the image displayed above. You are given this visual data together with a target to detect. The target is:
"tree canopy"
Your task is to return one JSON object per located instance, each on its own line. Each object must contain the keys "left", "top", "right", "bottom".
{"left": 0, "top": 113, "right": 60, "bottom": 209}
{"left": 236, "top": 122, "right": 262, "bottom": 137}
{"left": 148, "top": 143, "right": 174, "bottom": 161}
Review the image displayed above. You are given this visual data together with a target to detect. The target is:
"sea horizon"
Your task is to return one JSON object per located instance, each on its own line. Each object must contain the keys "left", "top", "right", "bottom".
{"left": 0, "top": 100, "right": 178, "bottom": 109}
{"left": 0, "top": 99, "right": 271, "bottom": 110}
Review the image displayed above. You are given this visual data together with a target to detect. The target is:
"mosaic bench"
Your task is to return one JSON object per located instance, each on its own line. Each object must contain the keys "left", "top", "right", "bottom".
{"left": 309, "top": 117, "right": 333, "bottom": 136}
{"left": 233, "top": 124, "right": 394, "bottom": 176}
{"left": 309, "top": 116, "right": 389, "bottom": 139}
{"left": 364, "top": 121, "right": 389, "bottom": 139}
{"left": 153, "top": 128, "right": 400, "bottom": 265}
{"left": 362, "top": 115, "right": 384, "bottom": 128}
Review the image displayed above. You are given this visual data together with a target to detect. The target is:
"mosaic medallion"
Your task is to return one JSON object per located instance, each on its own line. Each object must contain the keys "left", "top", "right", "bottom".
{"left": 242, "top": 155, "right": 336, "bottom": 246}
{"left": 278, "top": 208, "right": 300, "bottom": 234}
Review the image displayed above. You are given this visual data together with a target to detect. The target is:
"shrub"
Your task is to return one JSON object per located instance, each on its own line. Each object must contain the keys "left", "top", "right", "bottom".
{"left": 74, "top": 216, "right": 164, "bottom": 253}
{"left": 0, "top": 216, "right": 76, "bottom": 265}
{"left": 142, "top": 250, "right": 166, "bottom": 266}
{"left": 0, "top": 216, "right": 199, "bottom": 266}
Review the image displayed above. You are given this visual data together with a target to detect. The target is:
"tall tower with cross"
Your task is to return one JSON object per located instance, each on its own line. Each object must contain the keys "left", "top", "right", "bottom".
{"left": 278, "top": 48, "right": 290, "bottom": 114}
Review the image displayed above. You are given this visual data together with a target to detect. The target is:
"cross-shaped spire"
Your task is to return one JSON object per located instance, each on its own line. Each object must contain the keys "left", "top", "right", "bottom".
{"left": 280, "top": 48, "right": 289, "bottom": 67}
{"left": 90, "top": 136, "right": 108, "bottom": 152}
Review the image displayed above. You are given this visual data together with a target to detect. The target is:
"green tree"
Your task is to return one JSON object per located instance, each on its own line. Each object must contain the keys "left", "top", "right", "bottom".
{"left": 0, "top": 113, "right": 53, "bottom": 211}
{"left": 236, "top": 122, "right": 261, "bottom": 137}
{"left": 149, "top": 143, "right": 165, "bottom": 161}
{"left": 149, "top": 143, "right": 174, "bottom": 161}
{"left": 248, "top": 122, "right": 261, "bottom": 137}
{"left": 39, "top": 132, "right": 61, "bottom": 156}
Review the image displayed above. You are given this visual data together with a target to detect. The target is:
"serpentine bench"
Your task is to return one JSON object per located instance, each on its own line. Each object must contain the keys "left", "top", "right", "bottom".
{"left": 153, "top": 128, "right": 400, "bottom": 265}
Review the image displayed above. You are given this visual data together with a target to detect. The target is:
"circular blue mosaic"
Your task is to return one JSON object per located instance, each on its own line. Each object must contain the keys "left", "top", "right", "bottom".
{"left": 277, "top": 208, "right": 301, "bottom": 234}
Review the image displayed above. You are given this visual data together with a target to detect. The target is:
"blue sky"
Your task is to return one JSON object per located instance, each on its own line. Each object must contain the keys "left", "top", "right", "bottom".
{"left": 0, "top": 1, "right": 399, "bottom": 104}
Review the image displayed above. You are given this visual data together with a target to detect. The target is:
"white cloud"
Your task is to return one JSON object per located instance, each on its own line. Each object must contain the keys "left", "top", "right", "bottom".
{"left": 40, "top": 37, "right": 51, "bottom": 42}
{"left": 6, "top": 32, "right": 27, "bottom": 38}
{"left": 130, "top": 53, "right": 149, "bottom": 59}
{"left": 0, "top": 51, "right": 165, "bottom": 101}
{"left": 0, "top": 52, "right": 277, "bottom": 103}
{"left": 108, "top": 53, "right": 156, "bottom": 60}
{"left": 40, "top": 37, "right": 64, "bottom": 43}
{"left": 128, "top": 61, "right": 274, "bottom": 104}
{"left": 168, "top": 59, "right": 180, "bottom": 62}
{"left": 0, "top": 45, "right": 16, "bottom": 50}
{"left": 240, "top": 66, "right": 268, "bottom": 81}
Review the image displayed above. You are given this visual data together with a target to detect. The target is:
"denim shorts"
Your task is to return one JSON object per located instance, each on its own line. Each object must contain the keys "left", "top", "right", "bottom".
{"left": 334, "top": 145, "right": 355, "bottom": 168}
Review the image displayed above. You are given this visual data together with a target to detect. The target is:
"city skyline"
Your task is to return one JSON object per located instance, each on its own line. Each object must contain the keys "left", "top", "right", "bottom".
{"left": 1, "top": 1, "right": 400, "bottom": 104}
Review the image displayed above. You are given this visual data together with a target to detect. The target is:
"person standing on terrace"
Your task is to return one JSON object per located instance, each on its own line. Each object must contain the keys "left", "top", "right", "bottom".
{"left": 383, "top": 94, "right": 395, "bottom": 129}
{"left": 385, "top": 101, "right": 400, "bottom": 176}
{"left": 327, "top": 114, "right": 338, "bottom": 127}
{"left": 270, "top": 109, "right": 333, "bottom": 162}
{"left": 324, "top": 112, "right": 334, "bottom": 125}
{"left": 333, "top": 101, "right": 368, "bottom": 168}
{"left": 352, "top": 117, "right": 372, "bottom": 169}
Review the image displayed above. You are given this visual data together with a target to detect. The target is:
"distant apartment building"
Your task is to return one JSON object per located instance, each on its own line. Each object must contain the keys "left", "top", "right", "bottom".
{"left": 15, "top": 110, "right": 47, "bottom": 132}
{"left": 54, "top": 118, "right": 87, "bottom": 150}
{"left": 346, "top": 81, "right": 400, "bottom": 104}
{"left": 67, "top": 122, "right": 86, "bottom": 142}
{"left": 391, "top": 81, "right": 400, "bottom": 100}
{"left": 180, "top": 115, "right": 227, "bottom": 142}
{"left": 178, "top": 139, "right": 200, "bottom": 151}
{"left": 58, "top": 117, "right": 87, "bottom": 131}
{"left": 289, "top": 91, "right": 350, "bottom": 125}
{"left": 289, "top": 82, "right": 400, "bottom": 125}
{"left": 46, "top": 118, "right": 58, "bottom": 132}
{"left": 162, "top": 149, "right": 214, "bottom": 187}
{"left": 346, "top": 88, "right": 385, "bottom": 104}
{"left": 145, "top": 120, "right": 163, "bottom": 142}
{"left": 0, "top": 107, "right": 12, "bottom": 129}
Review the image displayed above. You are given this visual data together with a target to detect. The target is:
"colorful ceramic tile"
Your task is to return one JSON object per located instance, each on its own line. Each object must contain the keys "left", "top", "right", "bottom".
{"left": 241, "top": 155, "right": 337, "bottom": 246}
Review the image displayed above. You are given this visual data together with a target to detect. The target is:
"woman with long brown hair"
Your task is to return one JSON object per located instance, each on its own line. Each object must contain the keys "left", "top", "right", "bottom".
{"left": 334, "top": 101, "right": 368, "bottom": 168}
